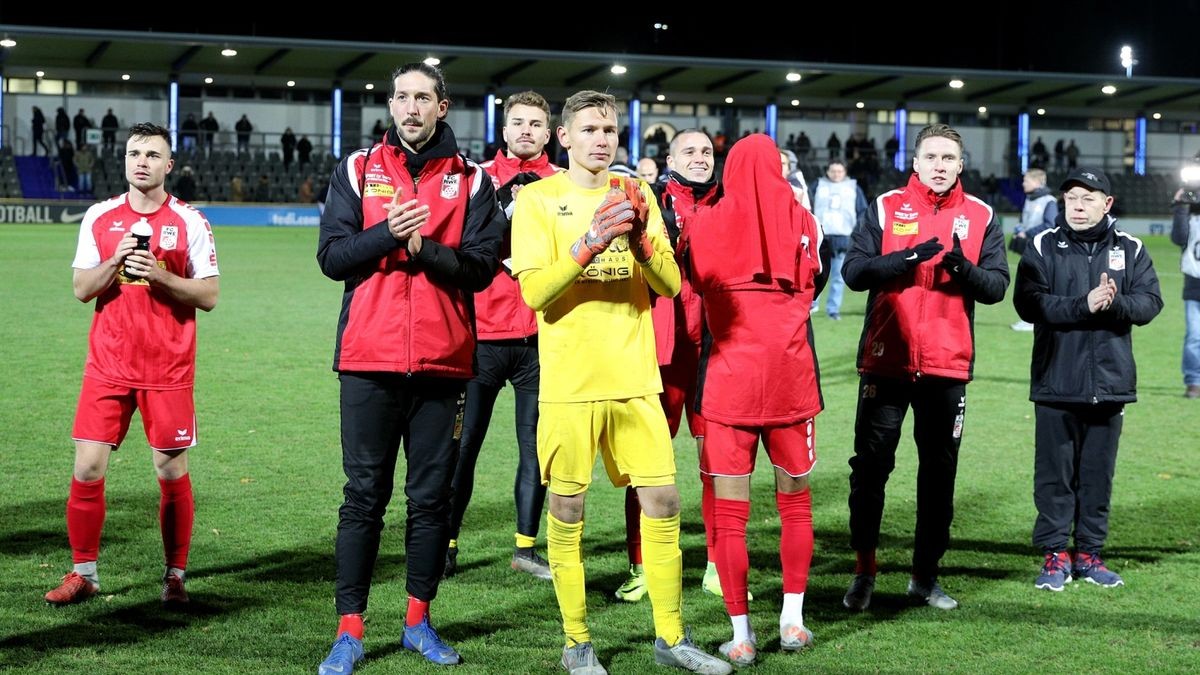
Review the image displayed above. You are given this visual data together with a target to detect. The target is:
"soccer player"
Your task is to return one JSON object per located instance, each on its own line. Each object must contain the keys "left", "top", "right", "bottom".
{"left": 687, "top": 134, "right": 825, "bottom": 665}
{"left": 616, "top": 130, "right": 726, "bottom": 603}
{"left": 511, "top": 90, "right": 730, "bottom": 675}
{"left": 45, "top": 122, "right": 220, "bottom": 608}
{"left": 315, "top": 63, "right": 505, "bottom": 673}
{"left": 841, "top": 124, "right": 1009, "bottom": 611}
{"left": 445, "top": 91, "right": 559, "bottom": 580}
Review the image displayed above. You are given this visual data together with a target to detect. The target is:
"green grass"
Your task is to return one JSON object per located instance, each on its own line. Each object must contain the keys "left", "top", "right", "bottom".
{"left": 1, "top": 225, "right": 1197, "bottom": 673}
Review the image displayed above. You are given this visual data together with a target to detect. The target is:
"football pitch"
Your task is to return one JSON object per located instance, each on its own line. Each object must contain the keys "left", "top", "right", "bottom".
{"left": 1, "top": 224, "right": 1196, "bottom": 673}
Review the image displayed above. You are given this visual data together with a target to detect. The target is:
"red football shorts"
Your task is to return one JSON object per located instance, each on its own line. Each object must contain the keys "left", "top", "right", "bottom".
{"left": 72, "top": 376, "right": 197, "bottom": 451}
{"left": 700, "top": 418, "right": 816, "bottom": 477}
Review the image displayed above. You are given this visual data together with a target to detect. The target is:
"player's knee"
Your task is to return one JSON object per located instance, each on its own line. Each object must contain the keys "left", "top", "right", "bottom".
{"left": 636, "top": 485, "right": 680, "bottom": 518}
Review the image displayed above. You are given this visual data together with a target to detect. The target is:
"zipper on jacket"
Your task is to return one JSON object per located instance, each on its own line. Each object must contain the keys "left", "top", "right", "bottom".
{"left": 407, "top": 173, "right": 421, "bottom": 376}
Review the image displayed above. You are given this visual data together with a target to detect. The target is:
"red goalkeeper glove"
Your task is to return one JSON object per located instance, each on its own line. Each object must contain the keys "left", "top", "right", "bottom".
{"left": 624, "top": 179, "right": 653, "bottom": 263}
{"left": 570, "top": 184, "right": 635, "bottom": 267}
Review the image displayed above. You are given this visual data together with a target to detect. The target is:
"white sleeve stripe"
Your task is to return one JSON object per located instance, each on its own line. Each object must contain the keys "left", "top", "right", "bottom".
{"left": 346, "top": 149, "right": 369, "bottom": 199}
{"left": 1031, "top": 227, "right": 1058, "bottom": 256}
{"left": 465, "top": 158, "right": 485, "bottom": 198}
{"left": 1114, "top": 230, "right": 1145, "bottom": 256}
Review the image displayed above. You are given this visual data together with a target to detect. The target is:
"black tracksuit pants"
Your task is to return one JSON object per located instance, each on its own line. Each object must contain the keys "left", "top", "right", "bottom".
{"left": 848, "top": 374, "right": 967, "bottom": 579}
{"left": 334, "top": 372, "right": 465, "bottom": 614}
{"left": 448, "top": 340, "right": 544, "bottom": 541}
{"left": 1032, "top": 402, "right": 1123, "bottom": 554}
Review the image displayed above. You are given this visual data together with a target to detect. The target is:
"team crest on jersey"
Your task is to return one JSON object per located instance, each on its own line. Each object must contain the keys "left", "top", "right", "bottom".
{"left": 952, "top": 215, "right": 970, "bottom": 240}
{"left": 441, "top": 174, "right": 461, "bottom": 199}
{"left": 892, "top": 221, "right": 918, "bottom": 236}
{"left": 1109, "top": 248, "right": 1126, "bottom": 271}
{"left": 160, "top": 225, "right": 178, "bottom": 251}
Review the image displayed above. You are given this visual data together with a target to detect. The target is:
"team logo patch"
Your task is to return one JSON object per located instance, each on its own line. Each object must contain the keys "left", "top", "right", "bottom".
{"left": 364, "top": 182, "right": 395, "bottom": 199}
{"left": 892, "top": 221, "right": 919, "bottom": 236}
{"left": 441, "top": 174, "right": 461, "bottom": 199}
{"left": 1108, "top": 248, "right": 1126, "bottom": 271}
{"left": 160, "top": 226, "right": 178, "bottom": 251}
{"left": 952, "top": 215, "right": 970, "bottom": 240}
{"left": 557, "top": 204, "right": 573, "bottom": 217}
{"left": 895, "top": 203, "right": 919, "bottom": 220}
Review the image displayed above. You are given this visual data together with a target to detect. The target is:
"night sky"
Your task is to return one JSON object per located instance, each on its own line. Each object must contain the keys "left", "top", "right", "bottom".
{"left": 5, "top": 4, "right": 1200, "bottom": 79}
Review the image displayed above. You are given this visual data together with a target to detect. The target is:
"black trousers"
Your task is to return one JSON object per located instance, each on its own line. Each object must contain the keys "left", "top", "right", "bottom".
{"left": 449, "top": 341, "right": 544, "bottom": 541}
{"left": 334, "top": 372, "right": 465, "bottom": 614}
{"left": 1032, "top": 403, "right": 1123, "bottom": 554}
{"left": 848, "top": 374, "right": 967, "bottom": 579}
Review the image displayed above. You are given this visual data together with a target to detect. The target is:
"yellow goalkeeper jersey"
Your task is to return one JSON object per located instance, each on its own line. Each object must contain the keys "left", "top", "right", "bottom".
{"left": 511, "top": 171, "right": 679, "bottom": 403}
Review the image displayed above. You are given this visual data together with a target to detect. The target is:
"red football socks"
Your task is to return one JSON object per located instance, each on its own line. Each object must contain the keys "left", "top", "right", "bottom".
{"left": 67, "top": 477, "right": 106, "bottom": 564}
{"left": 406, "top": 596, "right": 430, "bottom": 627}
{"left": 776, "top": 489, "right": 813, "bottom": 593}
{"left": 158, "top": 474, "right": 195, "bottom": 570}
{"left": 337, "top": 613, "right": 364, "bottom": 640}
{"left": 713, "top": 498, "right": 751, "bottom": 616}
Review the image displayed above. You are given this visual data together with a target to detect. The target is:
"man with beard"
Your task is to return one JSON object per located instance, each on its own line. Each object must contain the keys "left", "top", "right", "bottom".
{"left": 445, "top": 90, "right": 559, "bottom": 582}
{"left": 316, "top": 62, "right": 505, "bottom": 673}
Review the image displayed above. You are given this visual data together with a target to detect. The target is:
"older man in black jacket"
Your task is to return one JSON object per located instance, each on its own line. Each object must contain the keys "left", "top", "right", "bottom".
{"left": 1014, "top": 168, "right": 1162, "bottom": 592}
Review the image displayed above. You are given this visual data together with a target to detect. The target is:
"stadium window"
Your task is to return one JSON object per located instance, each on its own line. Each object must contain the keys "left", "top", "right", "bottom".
{"left": 37, "top": 79, "right": 65, "bottom": 95}
{"left": 4, "top": 77, "right": 36, "bottom": 93}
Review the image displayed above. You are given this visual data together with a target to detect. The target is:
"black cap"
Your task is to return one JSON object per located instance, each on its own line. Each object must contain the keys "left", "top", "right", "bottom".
{"left": 1060, "top": 167, "right": 1111, "bottom": 194}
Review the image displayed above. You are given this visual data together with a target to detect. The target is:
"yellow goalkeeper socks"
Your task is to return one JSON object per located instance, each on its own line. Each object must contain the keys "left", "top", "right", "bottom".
{"left": 547, "top": 513, "right": 589, "bottom": 645}
{"left": 640, "top": 512, "right": 684, "bottom": 646}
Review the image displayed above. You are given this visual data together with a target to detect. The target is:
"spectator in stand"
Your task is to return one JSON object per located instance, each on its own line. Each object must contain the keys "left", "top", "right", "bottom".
{"left": 75, "top": 143, "right": 97, "bottom": 196}
{"left": 1054, "top": 139, "right": 1066, "bottom": 172}
{"left": 1066, "top": 140, "right": 1080, "bottom": 170}
{"left": 175, "top": 166, "right": 198, "bottom": 203}
{"left": 229, "top": 176, "right": 245, "bottom": 202}
{"left": 235, "top": 115, "right": 253, "bottom": 156}
{"left": 59, "top": 139, "right": 78, "bottom": 191}
{"left": 371, "top": 119, "right": 387, "bottom": 138}
{"left": 181, "top": 114, "right": 199, "bottom": 153}
{"left": 298, "top": 176, "right": 314, "bottom": 203}
{"left": 297, "top": 135, "right": 313, "bottom": 168}
{"left": 1032, "top": 137, "right": 1049, "bottom": 169}
{"left": 56, "top": 108, "right": 71, "bottom": 145}
{"left": 253, "top": 174, "right": 271, "bottom": 202}
{"left": 885, "top": 135, "right": 900, "bottom": 167}
{"left": 281, "top": 128, "right": 297, "bottom": 168}
{"left": 200, "top": 113, "right": 219, "bottom": 156}
{"left": 827, "top": 132, "right": 841, "bottom": 161}
{"left": 101, "top": 109, "right": 120, "bottom": 156}
{"left": 797, "top": 131, "right": 812, "bottom": 163}
{"left": 31, "top": 106, "right": 52, "bottom": 156}
{"left": 74, "top": 109, "right": 92, "bottom": 150}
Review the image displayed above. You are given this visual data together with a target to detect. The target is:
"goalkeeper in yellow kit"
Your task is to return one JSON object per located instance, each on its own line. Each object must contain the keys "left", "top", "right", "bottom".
{"left": 510, "top": 90, "right": 731, "bottom": 675}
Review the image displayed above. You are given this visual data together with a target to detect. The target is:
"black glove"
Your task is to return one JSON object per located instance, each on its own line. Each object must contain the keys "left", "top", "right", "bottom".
{"left": 496, "top": 171, "right": 544, "bottom": 209}
{"left": 940, "top": 233, "right": 972, "bottom": 278}
{"left": 891, "top": 236, "right": 943, "bottom": 271}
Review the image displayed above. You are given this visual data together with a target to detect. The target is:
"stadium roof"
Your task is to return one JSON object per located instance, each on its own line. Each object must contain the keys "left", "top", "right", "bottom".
{"left": 4, "top": 25, "right": 1200, "bottom": 118}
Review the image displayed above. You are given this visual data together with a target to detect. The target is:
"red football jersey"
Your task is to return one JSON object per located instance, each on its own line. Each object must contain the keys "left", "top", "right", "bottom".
{"left": 72, "top": 194, "right": 219, "bottom": 389}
